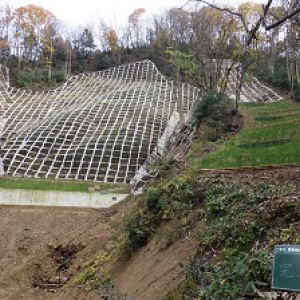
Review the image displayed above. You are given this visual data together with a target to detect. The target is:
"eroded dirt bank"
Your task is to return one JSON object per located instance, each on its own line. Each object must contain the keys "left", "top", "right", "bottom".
{"left": 1, "top": 166, "right": 300, "bottom": 300}
{"left": 0, "top": 206, "right": 113, "bottom": 300}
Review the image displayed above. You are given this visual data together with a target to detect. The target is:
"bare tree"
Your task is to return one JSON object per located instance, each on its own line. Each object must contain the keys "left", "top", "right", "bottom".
{"left": 189, "top": 0, "right": 300, "bottom": 102}
{"left": 193, "top": 0, "right": 300, "bottom": 45}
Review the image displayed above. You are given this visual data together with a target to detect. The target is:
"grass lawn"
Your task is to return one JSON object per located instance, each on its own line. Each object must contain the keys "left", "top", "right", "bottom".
{"left": 197, "top": 99, "right": 300, "bottom": 169}
{"left": 0, "top": 177, "right": 129, "bottom": 193}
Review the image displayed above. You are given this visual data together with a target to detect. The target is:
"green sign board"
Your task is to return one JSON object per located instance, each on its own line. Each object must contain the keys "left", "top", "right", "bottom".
{"left": 272, "top": 245, "right": 300, "bottom": 291}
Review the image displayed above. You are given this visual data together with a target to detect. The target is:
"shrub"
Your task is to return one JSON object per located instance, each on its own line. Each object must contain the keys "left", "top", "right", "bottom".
{"left": 192, "top": 90, "right": 235, "bottom": 139}
{"left": 14, "top": 67, "right": 65, "bottom": 89}
{"left": 123, "top": 175, "right": 197, "bottom": 256}
{"left": 146, "top": 186, "right": 163, "bottom": 214}
{"left": 124, "top": 210, "right": 155, "bottom": 253}
{"left": 52, "top": 69, "right": 66, "bottom": 82}
{"left": 185, "top": 250, "right": 272, "bottom": 300}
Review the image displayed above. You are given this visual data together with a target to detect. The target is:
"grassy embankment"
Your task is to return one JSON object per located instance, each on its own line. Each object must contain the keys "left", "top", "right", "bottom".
{"left": 198, "top": 99, "right": 300, "bottom": 169}
{"left": 0, "top": 177, "right": 129, "bottom": 193}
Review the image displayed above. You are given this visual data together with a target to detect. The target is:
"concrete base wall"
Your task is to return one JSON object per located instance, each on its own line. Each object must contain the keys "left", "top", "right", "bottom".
{"left": 0, "top": 188, "right": 128, "bottom": 208}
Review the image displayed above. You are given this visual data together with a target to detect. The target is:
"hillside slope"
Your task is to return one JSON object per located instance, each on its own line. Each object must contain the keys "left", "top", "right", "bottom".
{"left": 1, "top": 97, "right": 300, "bottom": 299}
{"left": 0, "top": 61, "right": 199, "bottom": 183}
{"left": 195, "top": 99, "right": 300, "bottom": 169}
{"left": 43, "top": 165, "right": 300, "bottom": 300}
{"left": 1, "top": 71, "right": 299, "bottom": 299}
{"left": 53, "top": 98, "right": 300, "bottom": 300}
{"left": 1, "top": 164, "right": 299, "bottom": 300}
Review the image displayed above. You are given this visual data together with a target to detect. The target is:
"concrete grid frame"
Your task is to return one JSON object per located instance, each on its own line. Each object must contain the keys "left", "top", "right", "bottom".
{"left": 0, "top": 60, "right": 199, "bottom": 183}
{"left": 0, "top": 60, "right": 282, "bottom": 183}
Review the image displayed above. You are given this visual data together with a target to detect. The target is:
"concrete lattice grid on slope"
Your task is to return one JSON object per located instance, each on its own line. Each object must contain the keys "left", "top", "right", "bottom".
{"left": 0, "top": 60, "right": 200, "bottom": 183}
{"left": 224, "top": 67, "right": 283, "bottom": 103}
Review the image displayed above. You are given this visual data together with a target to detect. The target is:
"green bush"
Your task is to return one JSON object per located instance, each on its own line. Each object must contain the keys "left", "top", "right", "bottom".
{"left": 123, "top": 175, "right": 197, "bottom": 256}
{"left": 192, "top": 90, "right": 235, "bottom": 139}
{"left": 52, "top": 69, "right": 66, "bottom": 82}
{"left": 193, "top": 91, "right": 223, "bottom": 125}
{"left": 255, "top": 66, "right": 289, "bottom": 91}
{"left": 185, "top": 250, "right": 272, "bottom": 300}
{"left": 124, "top": 210, "right": 155, "bottom": 253}
{"left": 146, "top": 186, "right": 163, "bottom": 214}
{"left": 14, "top": 67, "right": 65, "bottom": 89}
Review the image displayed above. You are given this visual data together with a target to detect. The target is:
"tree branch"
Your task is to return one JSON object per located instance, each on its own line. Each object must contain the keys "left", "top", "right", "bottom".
{"left": 262, "top": 0, "right": 273, "bottom": 15}
{"left": 265, "top": 6, "right": 300, "bottom": 30}
{"left": 191, "top": 0, "right": 300, "bottom": 46}
{"left": 194, "top": 0, "right": 249, "bottom": 33}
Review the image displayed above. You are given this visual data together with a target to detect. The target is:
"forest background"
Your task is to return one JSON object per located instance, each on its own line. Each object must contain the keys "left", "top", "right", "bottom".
{"left": 0, "top": 0, "right": 298, "bottom": 101}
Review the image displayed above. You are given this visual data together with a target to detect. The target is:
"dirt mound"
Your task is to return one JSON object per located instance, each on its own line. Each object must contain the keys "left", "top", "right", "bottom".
{"left": 31, "top": 242, "right": 86, "bottom": 292}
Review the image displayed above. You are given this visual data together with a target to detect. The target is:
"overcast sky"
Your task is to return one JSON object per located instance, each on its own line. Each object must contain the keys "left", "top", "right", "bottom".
{"left": 7, "top": 0, "right": 265, "bottom": 28}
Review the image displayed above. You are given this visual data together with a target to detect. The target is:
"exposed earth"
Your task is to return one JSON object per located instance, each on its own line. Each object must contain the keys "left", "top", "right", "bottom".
{"left": 0, "top": 196, "right": 197, "bottom": 300}
{"left": 0, "top": 206, "right": 114, "bottom": 300}
{"left": 0, "top": 165, "right": 300, "bottom": 300}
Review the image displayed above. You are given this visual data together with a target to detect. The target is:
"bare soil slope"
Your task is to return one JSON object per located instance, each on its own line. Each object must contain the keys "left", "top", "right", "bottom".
{"left": 1, "top": 166, "right": 300, "bottom": 300}
{"left": 112, "top": 237, "right": 197, "bottom": 300}
{"left": 0, "top": 206, "right": 113, "bottom": 300}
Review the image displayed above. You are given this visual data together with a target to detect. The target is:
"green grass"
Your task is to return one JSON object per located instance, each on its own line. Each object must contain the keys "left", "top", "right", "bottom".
{"left": 0, "top": 177, "right": 129, "bottom": 193}
{"left": 197, "top": 99, "right": 300, "bottom": 169}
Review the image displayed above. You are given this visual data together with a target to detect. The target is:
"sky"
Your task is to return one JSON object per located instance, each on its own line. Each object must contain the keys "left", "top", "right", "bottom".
{"left": 7, "top": 0, "right": 265, "bottom": 28}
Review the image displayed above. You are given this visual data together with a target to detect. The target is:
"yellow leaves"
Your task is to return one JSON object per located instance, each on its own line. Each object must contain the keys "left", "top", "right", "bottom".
{"left": 105, "top": 28, "right": 117, "bottom": 44}
{"left": 43, "top": 43, "right": 55, "bottom": 54}
{"left": 12, "top": 4, "right": 57, "bottom": 59}
{"left": 104, "top": 28, "right": 119, "bottom": 54}
{"left": 0, "top": 39, "right": 8, "bottom": 49}
{"left": 238, "top": 1, "right": 263, "bottom": 17}
{"left": 14, "top": 4, "right": 55, "bottom": 24}
{"left": 13, "top": 4, "right": 56, "bottom": 39}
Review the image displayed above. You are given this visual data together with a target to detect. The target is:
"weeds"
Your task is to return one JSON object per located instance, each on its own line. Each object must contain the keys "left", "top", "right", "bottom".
{"left": 185, "top": 250, "right": 272, "bottom": 300}
{"left": 197, "top": 182, "right": 295, "bottom": 250}
{"left": 122, "top": 174, "right": 200, "bottom": 257}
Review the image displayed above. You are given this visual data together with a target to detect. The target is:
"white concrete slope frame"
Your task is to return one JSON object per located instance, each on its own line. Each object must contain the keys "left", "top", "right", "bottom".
{"left": 0, "top": 60, "right": 200, "bottom": 183}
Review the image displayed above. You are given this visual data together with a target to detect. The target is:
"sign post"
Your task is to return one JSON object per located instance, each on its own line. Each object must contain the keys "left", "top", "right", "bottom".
{"left": 272, "top": 245, "right": 300, "bottom": 292}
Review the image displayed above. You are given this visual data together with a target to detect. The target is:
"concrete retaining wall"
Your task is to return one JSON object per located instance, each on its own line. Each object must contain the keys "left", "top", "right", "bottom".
{"left": 0, "top": 188, "right": 128, "bottom": 208}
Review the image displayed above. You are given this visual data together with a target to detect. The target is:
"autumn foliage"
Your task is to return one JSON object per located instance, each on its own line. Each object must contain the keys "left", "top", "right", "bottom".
{"left": 0, "top": 1, "right": 298, "bottom": 97}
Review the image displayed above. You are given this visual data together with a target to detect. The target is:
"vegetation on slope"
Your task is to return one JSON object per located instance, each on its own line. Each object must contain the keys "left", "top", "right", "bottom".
{"left": 72, "top": 93, "right": 300, "bottom": 300}
{"left": 1, "top": 1, "right": 300, "bottom": 299}
{"left": 0, "top": 177, "right": 129, "bottom": 193}
{"left": 197, "top": 98, "right": 300, "bottom": 169}
{"left": 11, "top": 66, "right": 66, "bottom": 89}
{"left": 178, "top": 179, "right": 297, "bottom": 299}
{"left": 75, "top": 164, "right": 300, "bottom": 299}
